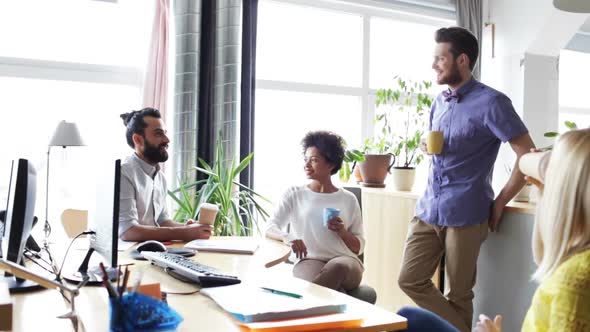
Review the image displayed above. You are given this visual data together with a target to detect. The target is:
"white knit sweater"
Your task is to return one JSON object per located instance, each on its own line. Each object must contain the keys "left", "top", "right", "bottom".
{"left": 265, "top": 185, "right": 365, "bottom": 265}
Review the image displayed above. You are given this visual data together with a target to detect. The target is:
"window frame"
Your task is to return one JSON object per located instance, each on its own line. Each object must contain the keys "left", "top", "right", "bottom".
{"left": 256, "top": 0, "right": 454, "bottom": 147}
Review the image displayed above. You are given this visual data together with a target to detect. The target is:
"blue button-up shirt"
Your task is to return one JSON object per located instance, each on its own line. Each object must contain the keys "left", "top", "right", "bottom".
{"left": 415, "top": 79, "right": 528, "bottom": 227}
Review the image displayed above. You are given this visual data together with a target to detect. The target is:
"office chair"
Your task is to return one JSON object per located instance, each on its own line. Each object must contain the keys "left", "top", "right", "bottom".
{"left": 61, "top": 209, "right": 88, "bottom": 238}
{"left": 343, "top": 187, "right": 377, "bottom": 305}
{"left": 281, "top": 187, "right": 377, "bottom": 305}
{"left": 344, "top": 253, "right": 377, "bottom": 304}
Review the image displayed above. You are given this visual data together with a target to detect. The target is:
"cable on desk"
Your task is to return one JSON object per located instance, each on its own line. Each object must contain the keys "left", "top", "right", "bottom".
{"left": 161, "top": 267, "right": 201, "bottom": 296}
{"left": 24, "top": 247, "right": 51, "bottom": 266}
{"left": 163, "top": 289, "right": 200, "bottom": 296}
{"left": 23, "top": 249, "right": 55, "bottom": 275}
{"left": 56, "top": 230, "right": 96, "bottom": 281}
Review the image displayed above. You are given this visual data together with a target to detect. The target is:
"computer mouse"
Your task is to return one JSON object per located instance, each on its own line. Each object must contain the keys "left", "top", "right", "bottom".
{"left": 136, "top": 240, "right": 167, "bottom": 252}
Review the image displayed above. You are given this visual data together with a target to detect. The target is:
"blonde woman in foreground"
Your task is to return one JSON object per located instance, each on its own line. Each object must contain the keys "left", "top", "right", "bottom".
{"left": 475, "top": 129, "right": 590, "bottom": 331}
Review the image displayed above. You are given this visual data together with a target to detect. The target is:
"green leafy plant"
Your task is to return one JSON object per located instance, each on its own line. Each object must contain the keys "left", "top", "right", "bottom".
{"left": 375, "top": 77, "right": 432, "bottom": 168}
{"left": 339, "top": 149, "right": 365, "bottom": 183}
{"left": 542, "top": 120, "right": 586, "bottom": 150}
{"left": 168, "top": 138, "right": 271, "bottom": 236}
{"left": 544, "top": 120, "right": 578, "bottom": 138}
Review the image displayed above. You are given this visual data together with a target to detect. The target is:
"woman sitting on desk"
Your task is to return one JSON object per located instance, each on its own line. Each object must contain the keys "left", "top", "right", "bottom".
{"left": 265, "top": 131, "right": 364, "bottom": 292}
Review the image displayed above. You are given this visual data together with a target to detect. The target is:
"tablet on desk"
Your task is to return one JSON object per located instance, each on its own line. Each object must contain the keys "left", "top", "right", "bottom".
{"left": 184, "top": 238, "right": 259, "bottom": 254}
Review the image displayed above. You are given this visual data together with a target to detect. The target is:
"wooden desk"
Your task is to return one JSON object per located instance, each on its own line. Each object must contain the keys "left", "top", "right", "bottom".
{"left": 10, "top": 237, "right": 407, "bottom": 331}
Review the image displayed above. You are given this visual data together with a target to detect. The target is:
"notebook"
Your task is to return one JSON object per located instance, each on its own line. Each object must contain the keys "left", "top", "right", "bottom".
{"left": 240, "top": 312, "right": 363, "bottom": 332}
{"left": 200, "top": 284, "right": 347, "bottom": 323}
{"left": 184, "top": 238, "right": 259, "bottom": 254}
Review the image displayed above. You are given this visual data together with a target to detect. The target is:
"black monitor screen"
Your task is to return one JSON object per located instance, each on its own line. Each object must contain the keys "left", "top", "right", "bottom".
{"left": 1, "top": 159, "right": 41, "bottom": 292}
{"left": 90, "top": 159, "right": 121, "bottom": 268}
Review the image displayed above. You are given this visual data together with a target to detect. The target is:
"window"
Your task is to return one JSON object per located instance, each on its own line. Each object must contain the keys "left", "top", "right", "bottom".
{"left": 370, "top": 17, "right": 439, "bottom": 89}
{"left": 0, "top": 0, "right": 153, "bottom": 238}
{"left": 558, "top": 49, "right": 590, "bottom": 131}
{"left": 0, "top": 0, "right": 152, "bottom": 67}
{"left": 257, "top": 1, "right": 363, "bottom": 86}
{"left": 254, "top": 89, "right": 362, "bottom": 204}
{"left": 255, "top": 0, "right": 452, "bottom": 204}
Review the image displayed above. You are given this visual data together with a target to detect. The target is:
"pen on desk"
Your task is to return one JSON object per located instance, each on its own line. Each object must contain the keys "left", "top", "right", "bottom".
{"left": 260, "top": 287, "right": 302, "bottom": 299}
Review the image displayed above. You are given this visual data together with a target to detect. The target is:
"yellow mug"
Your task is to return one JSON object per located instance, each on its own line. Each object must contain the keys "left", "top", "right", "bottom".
{"left": 427, "top": 131, "right": 444, "bottom": 154}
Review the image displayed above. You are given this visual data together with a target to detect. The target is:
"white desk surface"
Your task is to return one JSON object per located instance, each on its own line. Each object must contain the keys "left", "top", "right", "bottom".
{"left": 10, "top": 237, "right": 407, "bottom": 332}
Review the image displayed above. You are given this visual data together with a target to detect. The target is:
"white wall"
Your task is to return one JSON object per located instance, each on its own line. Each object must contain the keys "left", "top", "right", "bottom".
{"left": 481, "top": 0, "right": 588, "bottom": 191}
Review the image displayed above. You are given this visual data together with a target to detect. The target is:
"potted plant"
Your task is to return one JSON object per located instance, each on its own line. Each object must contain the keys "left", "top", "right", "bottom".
{"left": 168, "top": 137, "right": 271, "bottom": 236}
{"left": 375, "top": 77, "right": 432, "bottom": 191}
{"left": 356, "top": 135, "right": 396, "bottom": 188}
{"left": 543, "top": 120, "right": 583, "bottom": 149}
{"left": 339, "top": 148, "right": 365, "bottom": 184}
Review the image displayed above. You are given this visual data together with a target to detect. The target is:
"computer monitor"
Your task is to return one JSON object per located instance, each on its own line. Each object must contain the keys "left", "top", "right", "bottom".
{"left": 1, "top": 159, "right": 43, "bottom": 292}
{"left": 64, "top": 159, "right": 121, "bottom": 284}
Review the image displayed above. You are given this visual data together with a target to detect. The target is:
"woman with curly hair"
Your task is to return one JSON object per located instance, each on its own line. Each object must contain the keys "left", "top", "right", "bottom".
{"left": 265, "top": 131, "right": 364, "bottom": 291}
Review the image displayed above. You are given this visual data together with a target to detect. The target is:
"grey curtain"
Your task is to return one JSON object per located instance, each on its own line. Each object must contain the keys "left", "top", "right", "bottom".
{"left": 173, "top": 0, "right": 201, "bottom": 188}
{"left": 240, "top": 0, "right": 258, "bottom": 189}
{"left": 456, "top": 0, "right": 482, "bottom": 80}
{"left": 197, "top": 0, "right": 216, "bottom": 176}
{"left": 173, "top": 0, "right": 258, "bottom": 187}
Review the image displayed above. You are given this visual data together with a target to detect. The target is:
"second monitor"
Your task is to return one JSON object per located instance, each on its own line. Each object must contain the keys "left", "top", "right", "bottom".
{"left": 64, "top": 159, "right": 121, "bottom": 284}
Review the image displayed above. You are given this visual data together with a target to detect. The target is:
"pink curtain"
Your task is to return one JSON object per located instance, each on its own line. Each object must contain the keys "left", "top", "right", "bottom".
{"left": 142, "top": 0, "right": 169, "bottom": 120}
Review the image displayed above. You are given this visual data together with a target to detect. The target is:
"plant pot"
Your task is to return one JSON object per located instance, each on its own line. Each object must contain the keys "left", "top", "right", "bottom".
{"left": 353, "top": 165, "right": 363, "bottom": 184}
{"left": 391, "top": 167, "right": 416, "bottom": 191}
{"left": 358, "top": 154, "right": 395, "bottom": 188}
{"left": 514, "top": 185, "right": 531, "bottom": 202}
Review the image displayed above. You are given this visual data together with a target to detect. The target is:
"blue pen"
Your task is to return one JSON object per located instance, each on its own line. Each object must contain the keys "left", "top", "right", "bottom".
{"left": 260, "top": 287, "right": 302, "bottom": 299}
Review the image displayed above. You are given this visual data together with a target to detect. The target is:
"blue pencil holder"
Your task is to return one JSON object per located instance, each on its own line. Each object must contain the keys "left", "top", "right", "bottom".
{"left": 109, "top": 292, "right": 183, "bottom": 332}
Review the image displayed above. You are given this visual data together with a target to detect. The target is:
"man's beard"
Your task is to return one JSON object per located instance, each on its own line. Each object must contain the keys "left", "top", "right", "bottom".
{"left": 143, "top": 139, "right": 168, "bottom": 163}
{"left": 438, "top": 61, "right": 462, "bottom": 86}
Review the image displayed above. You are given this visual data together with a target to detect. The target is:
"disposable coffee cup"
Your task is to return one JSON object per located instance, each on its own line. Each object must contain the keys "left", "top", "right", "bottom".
{"left": 518, "top": 151, "right": 551, "bottom": 182}
{"left": 323, "top": 208, "right": 340, "bottom": 227}
{"left": 427, "top": 131, "right": 444, "bottom": 154}
{"left": 198, "top": 203, "right": 218, "bottom": 225}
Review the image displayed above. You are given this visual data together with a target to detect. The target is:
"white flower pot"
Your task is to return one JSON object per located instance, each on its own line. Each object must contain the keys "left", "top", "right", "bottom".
{"left": 391, "top": 167, "right": 416, "bottom": 191}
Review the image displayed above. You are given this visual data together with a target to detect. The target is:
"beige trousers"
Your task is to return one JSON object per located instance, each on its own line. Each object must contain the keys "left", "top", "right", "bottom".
{"left": 293, "top": 256, "right": 363, "bottom": 291}
{"left": 398, "top": 217, "right": 488, "bottom": 332}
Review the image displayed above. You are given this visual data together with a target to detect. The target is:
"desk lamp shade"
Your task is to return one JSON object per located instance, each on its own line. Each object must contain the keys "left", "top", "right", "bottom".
{"left": 49, "top": 121, "right": 85, "bottom": 147}
{"left": 553, "top": 0, "right": 590, "bottom": 12}
{"left": 44, "top": 120, "right": 85, "bottom": 246}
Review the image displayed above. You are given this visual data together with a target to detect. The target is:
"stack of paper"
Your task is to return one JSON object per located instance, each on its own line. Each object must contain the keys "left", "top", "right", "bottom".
{"left": 239, "top": 313, "right": 363, "bottom": 332}
{"left": 185, "top": 238, "right": 259, "bottom": 254}
{"left": 200, "top": 284, "right": 349, "bottom": 323}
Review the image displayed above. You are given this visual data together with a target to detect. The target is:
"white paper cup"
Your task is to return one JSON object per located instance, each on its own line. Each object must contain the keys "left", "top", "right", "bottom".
{"left": 519, "top": 151, "right": 551, "bottom": 182}
{"left": 198, "top": 203, "right": 219, "bottom": 225}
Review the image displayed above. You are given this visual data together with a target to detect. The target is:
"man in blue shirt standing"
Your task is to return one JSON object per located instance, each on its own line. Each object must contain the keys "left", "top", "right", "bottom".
{"left": 397, "top": 27, "right": 535, "bottom": 332}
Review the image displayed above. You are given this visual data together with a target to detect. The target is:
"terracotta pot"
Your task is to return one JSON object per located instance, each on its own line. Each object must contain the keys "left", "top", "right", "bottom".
{"left": 353, "top": 165, "right": 363, "bottom": 183}
{"left": 358, "top": 154, "right": 395, "bottom": 187}
{"left": 391, "top": 167, "right": 416, "bottom": 191}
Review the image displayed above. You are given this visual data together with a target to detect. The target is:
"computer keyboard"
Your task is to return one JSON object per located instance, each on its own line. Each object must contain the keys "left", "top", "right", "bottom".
{"left": 141, "top": 251, "right": 241, "bottom": 287}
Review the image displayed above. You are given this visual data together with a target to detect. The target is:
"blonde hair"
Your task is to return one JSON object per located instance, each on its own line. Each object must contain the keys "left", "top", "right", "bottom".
{"left": 532, "top": 129, "right": 590, "bottom": 281}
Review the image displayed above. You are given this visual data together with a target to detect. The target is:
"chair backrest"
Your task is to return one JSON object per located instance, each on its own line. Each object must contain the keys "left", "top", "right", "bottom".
{"left": 61, "top": 209, "right": 88, "bottom": 238}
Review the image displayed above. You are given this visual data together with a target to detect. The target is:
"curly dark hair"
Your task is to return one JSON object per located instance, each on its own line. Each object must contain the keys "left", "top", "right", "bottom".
{"left": 301, "top": 131, "right": 346, "bottom": 175}
{"left": 120, "top": 107, "right": 161, "bottom": 148}
{"left": 435, "top": 26, "right": 479, "bottom": 71}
